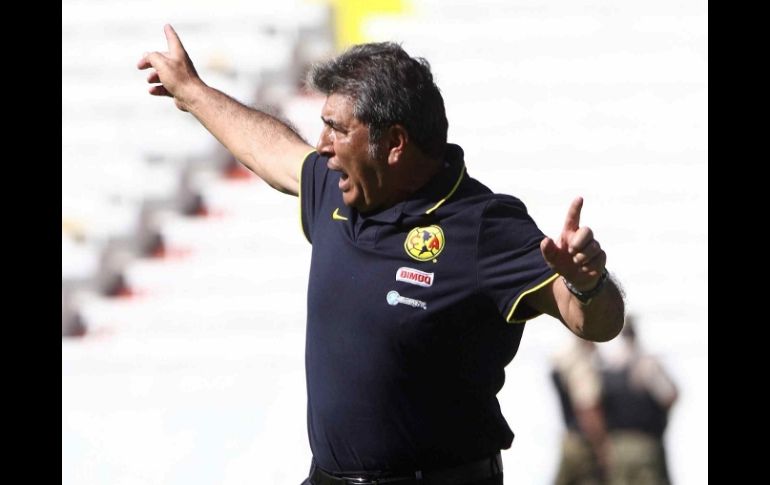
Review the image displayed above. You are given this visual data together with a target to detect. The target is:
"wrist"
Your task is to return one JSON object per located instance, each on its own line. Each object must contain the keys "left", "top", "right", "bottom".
{"left": 177, "top": 79, "right": 208, "bottom": 110}
{"left": 562, "top": 268, "right": 609, "bottom": 305}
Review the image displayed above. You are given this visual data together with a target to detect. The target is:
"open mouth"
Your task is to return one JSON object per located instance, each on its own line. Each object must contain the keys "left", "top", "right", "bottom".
{"left": 327, "top": 160, "right": 350, "bottom": 191}
{"left": 338, "top": 172, "right": 350, "bottom": 191}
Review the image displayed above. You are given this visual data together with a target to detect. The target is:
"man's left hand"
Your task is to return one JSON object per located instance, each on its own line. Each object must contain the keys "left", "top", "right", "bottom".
{"left": 540, "top": 197, "right": 606, "bottom": 291}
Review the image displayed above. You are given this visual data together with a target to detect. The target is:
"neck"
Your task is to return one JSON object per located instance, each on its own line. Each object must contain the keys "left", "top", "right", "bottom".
{"left": 386, "top": 153, "right": 442, "bottom": 207}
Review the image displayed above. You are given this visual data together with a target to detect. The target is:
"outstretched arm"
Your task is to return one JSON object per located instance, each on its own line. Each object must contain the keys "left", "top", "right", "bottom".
{"left": 137, "top": 24, "right": 313, "bottom": 196}
{"left": 525, "top": 197, "right": 624, "bottom": 341}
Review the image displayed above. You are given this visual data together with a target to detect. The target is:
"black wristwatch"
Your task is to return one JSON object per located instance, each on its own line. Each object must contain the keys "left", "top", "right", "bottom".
{"left": 562, "top": 268, "right": 609, "bottom": 305}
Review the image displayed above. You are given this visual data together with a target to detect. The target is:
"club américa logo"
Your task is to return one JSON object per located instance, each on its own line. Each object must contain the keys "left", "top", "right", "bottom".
{"left": 404, "top": 225, "right": 445, "bottom": 262}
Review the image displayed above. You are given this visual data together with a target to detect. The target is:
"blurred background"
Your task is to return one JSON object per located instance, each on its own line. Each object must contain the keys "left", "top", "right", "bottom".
{"left": 62, "top": 0, "right": 707, "bottom": 483}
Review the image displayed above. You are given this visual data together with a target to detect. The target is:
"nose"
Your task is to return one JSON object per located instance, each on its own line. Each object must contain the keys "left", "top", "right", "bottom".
{"left": 316, "top": 126, "right": 333, "bottom": 156}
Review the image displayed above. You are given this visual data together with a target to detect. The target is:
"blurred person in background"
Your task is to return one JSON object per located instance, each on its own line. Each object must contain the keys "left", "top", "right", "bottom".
{"left": 139, "top": 25, "right": 624, "bottom": 485}
{"left": 551, "top": 338, "right": 608, "bottom": 485}
{"left": 600, "top": 316, "right": 677, "bottom": 485}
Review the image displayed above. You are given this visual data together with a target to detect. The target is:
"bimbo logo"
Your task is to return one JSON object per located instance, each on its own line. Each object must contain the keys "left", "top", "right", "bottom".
{"left": 395, "top": 267, "right": 434, "bottom": 288}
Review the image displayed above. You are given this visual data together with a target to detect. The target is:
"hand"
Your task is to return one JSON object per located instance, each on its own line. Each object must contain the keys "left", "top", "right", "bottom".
{"left": 137, "top": 24, "right": 202, "bottom": 112}
{"left": 540, "top": 197, "right": 606, "bottom": 291}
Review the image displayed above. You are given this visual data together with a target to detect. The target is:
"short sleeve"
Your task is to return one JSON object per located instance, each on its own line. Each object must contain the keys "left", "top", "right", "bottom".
{"left": 300, "top": 151, "right": 328, "bottom": 243}
{"left": 477, "top": 198, "right": 557, "bottom": 323}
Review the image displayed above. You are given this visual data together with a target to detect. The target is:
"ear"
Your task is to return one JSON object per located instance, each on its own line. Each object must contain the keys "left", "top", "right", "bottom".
{"left": 386, "top": 124, "right": 409, "bottom": 166}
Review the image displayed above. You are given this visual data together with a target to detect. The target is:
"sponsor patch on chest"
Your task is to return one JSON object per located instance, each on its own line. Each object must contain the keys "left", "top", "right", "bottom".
{"left": 395, "top": 267, "right": 434, "bottom": 287}
{"left": 386, "top": 290, "right": 427, "bottom": 310}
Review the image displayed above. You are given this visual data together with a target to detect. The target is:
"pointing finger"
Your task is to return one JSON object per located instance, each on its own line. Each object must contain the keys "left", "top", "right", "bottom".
{"left": 164, "top": 24, "right": 186, "bottom": 57}
{"left": 562, "top": 196, "right": 583, "bottom": 233}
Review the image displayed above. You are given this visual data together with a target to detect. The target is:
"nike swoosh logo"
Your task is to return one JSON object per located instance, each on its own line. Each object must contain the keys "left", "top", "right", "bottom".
{"left": 332, "top": 208, "right": 348, "bottom": 221}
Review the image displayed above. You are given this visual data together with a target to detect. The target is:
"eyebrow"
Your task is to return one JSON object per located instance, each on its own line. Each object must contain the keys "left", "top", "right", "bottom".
{"left": 321, "top": 116, "right": 345, "bottom": 132}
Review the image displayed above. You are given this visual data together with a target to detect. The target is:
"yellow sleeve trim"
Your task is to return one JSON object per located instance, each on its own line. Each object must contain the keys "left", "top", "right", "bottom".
{"left": 298, "top": 149, "right": 317, "bottom": 243}
{"left": 506, "top": 273, "right": 559, "bottom": 323}
{"left": 425, "top": 164, "right": 466, "bottom": 214}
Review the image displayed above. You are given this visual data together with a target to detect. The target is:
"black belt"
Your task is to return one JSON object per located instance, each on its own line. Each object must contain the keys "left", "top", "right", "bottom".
{"left": 309, "top": 453, "right": 503, "bottom": 485}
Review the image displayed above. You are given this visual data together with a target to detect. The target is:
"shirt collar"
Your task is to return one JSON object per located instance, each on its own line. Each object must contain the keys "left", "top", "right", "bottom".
{"left": 359, "top": 144, "right": 466, "bottom": 223}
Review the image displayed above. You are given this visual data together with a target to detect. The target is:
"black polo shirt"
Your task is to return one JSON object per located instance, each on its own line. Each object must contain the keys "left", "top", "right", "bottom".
{"left": 299, "top": 144, "right": 557, "bottom": 474}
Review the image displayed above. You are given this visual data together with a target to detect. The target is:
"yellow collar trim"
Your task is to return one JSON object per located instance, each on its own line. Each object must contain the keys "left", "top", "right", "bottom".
{"left": 425, "top": 164, "right": 466, "bottom": 215}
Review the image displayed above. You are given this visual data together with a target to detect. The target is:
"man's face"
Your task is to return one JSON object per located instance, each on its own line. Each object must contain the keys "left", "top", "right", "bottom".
{"left": 316, "top": 93, "right": 388, "bottom": 212}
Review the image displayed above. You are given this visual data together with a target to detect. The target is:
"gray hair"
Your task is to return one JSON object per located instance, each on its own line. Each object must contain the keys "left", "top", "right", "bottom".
{"left": 308, "top": 42, "right": 448, "bottom": 160}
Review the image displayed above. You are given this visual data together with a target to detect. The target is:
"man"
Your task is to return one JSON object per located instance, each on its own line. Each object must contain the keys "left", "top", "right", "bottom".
{"left": 551, "top": 338, "right": 608, "bottom": 485}
{"left": 600, "top": 317, "right": 676, "bottom": 485}
{"left": 138, "top": 25, "right": 624, "bottom": 485}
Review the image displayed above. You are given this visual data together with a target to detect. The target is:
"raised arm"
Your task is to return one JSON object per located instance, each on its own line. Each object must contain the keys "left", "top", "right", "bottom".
{"left": 525, "top": 197, "right": 624, "bottom": 341}
{"left": 137, "top": 24, "right": 313, "bottom": 196}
